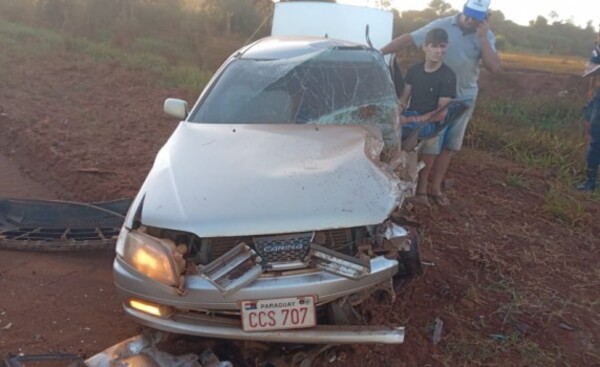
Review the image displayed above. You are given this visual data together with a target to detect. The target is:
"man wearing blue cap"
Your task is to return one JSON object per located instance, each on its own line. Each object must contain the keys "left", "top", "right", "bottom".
{"left": 577, "top": 45, "right": 600, "bottom": 192}
{"left": 381, "top": 0, "right": 501, "bottom": 206}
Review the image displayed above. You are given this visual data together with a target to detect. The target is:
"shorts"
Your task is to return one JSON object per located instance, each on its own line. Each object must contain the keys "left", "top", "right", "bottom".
{"left": 401, "top": 110, "right": 438, "bottom": 139}
{"left": 420, "top": 102, "right": 475, "bottom": 155}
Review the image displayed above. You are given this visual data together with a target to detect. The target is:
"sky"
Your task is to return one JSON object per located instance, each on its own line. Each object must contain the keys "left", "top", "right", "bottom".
{"left": 338, "top": 0, "right": 600, "bottom": 29}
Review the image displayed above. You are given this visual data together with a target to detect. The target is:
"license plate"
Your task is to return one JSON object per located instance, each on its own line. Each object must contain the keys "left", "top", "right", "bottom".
{"left": 241, "top": 296, "right": 316, "bottom": 332}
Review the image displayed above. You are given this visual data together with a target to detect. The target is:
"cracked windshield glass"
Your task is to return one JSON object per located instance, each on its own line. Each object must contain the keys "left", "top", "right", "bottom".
{"left": 191, "top": 47, "right": 398, "bottom": 130}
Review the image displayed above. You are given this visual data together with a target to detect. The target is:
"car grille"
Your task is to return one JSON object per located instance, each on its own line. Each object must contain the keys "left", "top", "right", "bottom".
{"left": 207, "top": 228, "right": 353, "bottom": 267}
{"left": 253, "top": 232, "right": 313, "bottom": 264}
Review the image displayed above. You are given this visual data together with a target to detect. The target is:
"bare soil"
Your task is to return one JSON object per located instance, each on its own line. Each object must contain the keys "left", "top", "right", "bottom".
{"left": 0, "top": 41, "right": 598, "bottom": 366}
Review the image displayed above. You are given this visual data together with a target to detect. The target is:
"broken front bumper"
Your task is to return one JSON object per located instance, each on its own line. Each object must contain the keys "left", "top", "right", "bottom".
{"left": 124, "top": 306, "right": 405, "bottom": 344}
{"left": 114, "top": 255, "right": 404, "bottom": 344}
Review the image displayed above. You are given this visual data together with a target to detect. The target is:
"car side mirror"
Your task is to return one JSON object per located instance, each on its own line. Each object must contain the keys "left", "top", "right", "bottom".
{"left": 164, "top": 98, "right": 189, "bottom": 120}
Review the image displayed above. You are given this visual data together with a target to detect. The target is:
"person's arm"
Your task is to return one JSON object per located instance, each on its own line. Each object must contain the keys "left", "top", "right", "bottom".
{"left": 477, "top": 20, "right": 501, "bottom": 74}
{"left": 397, "top": 84, "right": 413, "bottom": 125}
{"left": 425, "top": 96, "right": 452, "bottom": 122}
{"left": 398, "top": 84, "right": 412, "bottom": 113}
{"left": 380, "top": 33, "right": 415, "bottom": 55}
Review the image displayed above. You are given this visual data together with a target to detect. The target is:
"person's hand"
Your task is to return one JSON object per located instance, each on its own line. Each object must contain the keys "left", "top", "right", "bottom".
{"left": 476, "top": 19, "right": 490, "bottom": 39}
{"left": 398, "top": 114, "right": 410, "bottom": 125}
{"left": 399, "top": 114, "right": 421, "bottom": 124}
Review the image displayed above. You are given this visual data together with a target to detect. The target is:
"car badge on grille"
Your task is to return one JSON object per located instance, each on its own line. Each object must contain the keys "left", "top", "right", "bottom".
{"left": 253, "top": 232, "right": 313, "bottom": 263}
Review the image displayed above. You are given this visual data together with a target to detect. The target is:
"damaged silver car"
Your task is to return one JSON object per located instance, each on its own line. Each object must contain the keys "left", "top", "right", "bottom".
{"left": 113, "top": 36, "right": 422, "bottom": 345}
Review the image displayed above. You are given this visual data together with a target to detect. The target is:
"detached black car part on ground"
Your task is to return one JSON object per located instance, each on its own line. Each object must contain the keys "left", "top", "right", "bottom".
{"left": 0, "top": 197, "right": 131, "bottom": 251}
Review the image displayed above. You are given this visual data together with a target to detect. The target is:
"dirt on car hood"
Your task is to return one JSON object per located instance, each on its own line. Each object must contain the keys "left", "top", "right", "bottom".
{"left": 132, "top": 123, "right": 403, "bottom": 237}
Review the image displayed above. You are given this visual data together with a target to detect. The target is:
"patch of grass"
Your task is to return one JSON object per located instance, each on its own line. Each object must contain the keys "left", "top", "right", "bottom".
{"left": 0, "top": 20, "right": 63, "bottom": 48}
{"left": 501, "top": 52, "right": 587, "bottom": 75}
{"left": 133, "top": 37, "right": 195, "bottom": 61}
{"left": 166, "top": 65, "right": 213, "bottom": 90}
{"left": 75, "top": 40, "right": 121, "bottom": 62}
{"left": 504, "top": 173, "right": 529, "bottom": 189}
{"left": 542, "top": 187, "right": 588, "bottom": 227}
{"left": 135, "top": 37, "right": 174, "bottom": 54}
{"left": 125, "top": 52, "right": 168, "bottom": 72}
{"left": 0, "top": 19, "right": 213, "bottom": 92}
{"left": 467, "top": 96, "right": 589, "bottom": 189}
{"left": 438, "top": 330, "right": 562, "bottom": 366}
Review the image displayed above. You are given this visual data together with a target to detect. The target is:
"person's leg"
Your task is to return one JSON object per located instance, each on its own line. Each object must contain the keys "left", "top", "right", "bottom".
{"left": 415, "top": 128, "right": 444, "bottom": 206}
{"left": 418, "top": 125, "right": 445, "bottom": 194}
{"left": 417, "top": 154, "right": 436, "bottom": 195}
{"left": 428, "top": 101, "right": 475, "bottom": 205}
{"left": 430, "top": 148, "right": 454, "bottom": 196}
{"left": 578, "top": 123, "right": 600, "bottom": 191}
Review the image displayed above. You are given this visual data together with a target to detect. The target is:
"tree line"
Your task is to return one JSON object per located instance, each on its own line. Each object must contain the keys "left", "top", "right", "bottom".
{"left": 395, "top": 0, "right": 599, "bottom": 56}
{"left": 0, "top": 0, "right": 597, "bottom": 58}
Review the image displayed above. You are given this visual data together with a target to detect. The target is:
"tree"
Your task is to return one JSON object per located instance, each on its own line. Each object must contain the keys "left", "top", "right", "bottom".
{"left": 548, "top": 11, "right": 559, "bottom": 24}
{"left": 534, "top": 16, "right": 548, "bottom": 27}
{"left": 494, "top": 34, "right": 507, "bottom": 51}
{"left": 427, "top": 0, "right": 453, "bottom": 17}
{"left": 202, "top": 0, "right": 261, "bottom": 36}
{"left": 366, "top": 0, "right": 391, "bottom": 10}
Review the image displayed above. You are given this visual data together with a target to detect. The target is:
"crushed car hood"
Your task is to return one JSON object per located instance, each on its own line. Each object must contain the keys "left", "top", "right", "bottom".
{"left": 136, "top": 123, "right": 402, "bottom": 237}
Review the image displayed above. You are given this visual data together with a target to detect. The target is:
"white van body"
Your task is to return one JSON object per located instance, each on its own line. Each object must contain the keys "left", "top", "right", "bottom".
{"left": 271, "top": 1, "right": 393, "bottom": 49}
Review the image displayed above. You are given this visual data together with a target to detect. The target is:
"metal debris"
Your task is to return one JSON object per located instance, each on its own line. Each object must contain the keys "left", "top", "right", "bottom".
{"left": 511, "top": 319, "right": 531, "bottom": 335}
{"left": 559, "top": 322, "right": 577, "bottom": 332}
{"left": 432, "top": 318, "right": 443, "bottom": 345}
{"left": 3, "top": 353, "right": 84, "bottom": 367}
{"left": 84, "top": 330, "right": 232, "bottom": 367}
{"left": 292, "top": 344, "right": 337, "bottom": 367}
{"left": 489, "top": 334, "right": 508, "bottom": 342}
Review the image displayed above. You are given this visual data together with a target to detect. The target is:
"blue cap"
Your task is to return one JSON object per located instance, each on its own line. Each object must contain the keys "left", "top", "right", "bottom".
{"left": 463, "top": 0, "right": 490, "bottom": 21}
{"left": 583, "top": 45, "right": 600, "bottom": 77}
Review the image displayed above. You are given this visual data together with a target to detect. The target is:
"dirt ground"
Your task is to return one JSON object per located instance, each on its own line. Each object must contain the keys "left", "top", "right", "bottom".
{"left": 0, "top": 41, "right": 598, "bottom": 366}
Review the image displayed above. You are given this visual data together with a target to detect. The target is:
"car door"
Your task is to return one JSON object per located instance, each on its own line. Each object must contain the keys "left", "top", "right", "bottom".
{"left": 388, "top": 53, "right": 405, "bottom": 99}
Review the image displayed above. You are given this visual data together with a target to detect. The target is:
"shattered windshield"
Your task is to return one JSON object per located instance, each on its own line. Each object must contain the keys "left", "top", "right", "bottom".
{"left": 190, "top": 48, "right": 398, "bottom": 130}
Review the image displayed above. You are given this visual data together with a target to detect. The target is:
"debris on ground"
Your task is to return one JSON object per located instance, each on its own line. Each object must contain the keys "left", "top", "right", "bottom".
{"left": 431, "top": 318, "right": 443, "bottom": 345}
{"left": 558, "top": 322, "right": 577, "bottom": 332}
{"left": 84, "top": 331, "right": 232, "bottom": 367}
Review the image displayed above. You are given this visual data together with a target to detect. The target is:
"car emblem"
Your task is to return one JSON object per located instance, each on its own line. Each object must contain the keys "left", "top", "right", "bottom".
{"left": 253, "top": 232, "right": 314, "bottom": 264}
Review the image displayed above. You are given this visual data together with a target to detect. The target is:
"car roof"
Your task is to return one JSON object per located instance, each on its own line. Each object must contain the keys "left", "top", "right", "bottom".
{"left": 239, "top": 36, "right": 369, "bottom": 60}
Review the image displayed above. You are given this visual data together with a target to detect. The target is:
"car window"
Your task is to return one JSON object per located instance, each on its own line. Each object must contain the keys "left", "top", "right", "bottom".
{"left": 190, "top": 48, "right": 398, "bottom": 130}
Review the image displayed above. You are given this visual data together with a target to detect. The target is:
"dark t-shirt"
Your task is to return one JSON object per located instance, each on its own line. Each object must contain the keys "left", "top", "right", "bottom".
{"left": 405, "top": 62, "right": 456, "bottom": 115}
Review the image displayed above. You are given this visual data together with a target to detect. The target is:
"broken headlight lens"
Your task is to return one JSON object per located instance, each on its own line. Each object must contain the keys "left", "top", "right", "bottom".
{"left": 117, "top": 230, "right": 178, "bottom": 287}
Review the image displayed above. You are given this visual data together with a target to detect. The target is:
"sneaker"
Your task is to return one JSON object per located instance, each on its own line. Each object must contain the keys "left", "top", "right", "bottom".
{"left": 576, "top": 181, "right": 596, "bottom": 192}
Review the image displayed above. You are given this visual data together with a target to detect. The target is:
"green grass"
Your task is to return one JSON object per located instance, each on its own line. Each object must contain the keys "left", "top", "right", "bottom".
{"left": 467, "top": 102, "right": 592, "bottom": 227}
{"left": 504, "top": 173, "right": 529, "bottom": 189}
{"left": 0, "top": 19, "right": 213, "bottom": 91}
{"left": 0, "top": 20, "right": 63, "bottom": 47}
{"left": 501, "top": 52, "right": 587, "bottom": 75}
{"left": 438, "top": 273, "right": 566, "bottom": 366}
{"left": 467, "top": 95, "right": 587, "bottom": 189}
{"left": 165, "top": 65, "right": 213, "bottom": 91}
{"left": 542, "top": 187, "right": 588, "bottom": 227}
{"left": 436, "top": 326, "right": 563, "bottom": 366}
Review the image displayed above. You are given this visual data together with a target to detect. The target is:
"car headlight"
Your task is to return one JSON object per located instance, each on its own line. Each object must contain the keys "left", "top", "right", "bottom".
{"left": 116, "top": 229, "right": 179, "bottom": 287}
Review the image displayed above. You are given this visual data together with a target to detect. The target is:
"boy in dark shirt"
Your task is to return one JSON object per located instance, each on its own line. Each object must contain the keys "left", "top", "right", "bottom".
{"left": 398, "top": 28, "right": 457, "bottom": 205}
